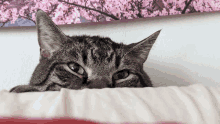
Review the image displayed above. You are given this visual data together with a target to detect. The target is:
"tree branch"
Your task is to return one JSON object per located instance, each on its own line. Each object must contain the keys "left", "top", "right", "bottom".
{"left": 48, "top": 4, "right": 58, "bottom": 15}
{"left": 136, "top": 0, "right": 143, "bottom": 18}
{"left": 0, "top": 0, "right": 10, "bottom": 4}
{"left": 182, "top": 0, "right": 193, "bottom": 14}
{"left": 58, "top": 0, "right": 119, "bottom": 20}
{"left": 20, "top": 15, "right": 36, "bottom": 24}
{"left": 153, "top": 0, "right": 165, "bottom": 11}
{"left": 0, "top": 20, "right": 9, "bottom": 27}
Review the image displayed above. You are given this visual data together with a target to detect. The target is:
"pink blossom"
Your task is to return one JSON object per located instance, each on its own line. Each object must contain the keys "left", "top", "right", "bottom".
{"left": 1, "top": 0, "right": 220, "bottom": 26}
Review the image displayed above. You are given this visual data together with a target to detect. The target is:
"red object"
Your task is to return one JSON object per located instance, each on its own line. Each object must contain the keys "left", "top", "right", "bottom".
{"left": 0, "top": 117, "right": 182, "bottom": 124}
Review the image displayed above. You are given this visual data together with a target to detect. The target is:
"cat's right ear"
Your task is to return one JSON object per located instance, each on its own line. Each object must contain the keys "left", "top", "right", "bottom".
{"left": 36, "top": 9, "right": 68, "bottom": 59}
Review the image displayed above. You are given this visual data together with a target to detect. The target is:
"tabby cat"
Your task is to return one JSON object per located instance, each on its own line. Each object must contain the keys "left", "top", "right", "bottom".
{"left": 10, "top": 10, "right": 161, "bottom": 93}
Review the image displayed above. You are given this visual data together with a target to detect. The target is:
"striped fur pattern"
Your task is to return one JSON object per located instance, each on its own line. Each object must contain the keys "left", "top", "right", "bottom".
{"left": 10, "top": 10, "right": 161, "bottom": 93}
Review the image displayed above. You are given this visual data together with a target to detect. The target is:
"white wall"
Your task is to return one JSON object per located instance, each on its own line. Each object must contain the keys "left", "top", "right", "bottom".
{"left": 1, "top": 12, "right": 220, "bottom": 91}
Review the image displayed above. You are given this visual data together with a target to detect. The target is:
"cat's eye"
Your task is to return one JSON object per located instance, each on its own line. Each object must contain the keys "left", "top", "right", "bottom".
{"left": 68, "top": 63, "right": 85, "bottom": 75}
{"left": 113, "top": 70, "right": 130, "bottom": 80}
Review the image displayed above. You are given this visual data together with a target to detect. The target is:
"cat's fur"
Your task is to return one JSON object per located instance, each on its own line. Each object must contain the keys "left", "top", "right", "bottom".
{"left": 10, "top": 10, "right": 161, "bottom": 93}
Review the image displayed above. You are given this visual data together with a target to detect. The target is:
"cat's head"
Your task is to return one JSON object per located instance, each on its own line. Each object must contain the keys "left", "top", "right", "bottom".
{"left": 29, "top": 10, "right": 161, "bottom": 91}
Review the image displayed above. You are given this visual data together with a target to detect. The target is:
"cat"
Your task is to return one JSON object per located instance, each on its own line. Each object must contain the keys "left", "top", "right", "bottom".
{"left": 10, "top": 10, "right": 161, "bottom": 93}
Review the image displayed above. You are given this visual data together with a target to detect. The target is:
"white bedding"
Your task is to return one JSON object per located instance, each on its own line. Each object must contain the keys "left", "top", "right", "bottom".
{"left": 0, "top": 84, "right": 219, "bottom": 124}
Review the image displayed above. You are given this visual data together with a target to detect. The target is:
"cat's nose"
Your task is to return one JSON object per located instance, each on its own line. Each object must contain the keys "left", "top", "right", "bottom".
{"left": 86, "top": 78, "right": 112, "bottom": 89}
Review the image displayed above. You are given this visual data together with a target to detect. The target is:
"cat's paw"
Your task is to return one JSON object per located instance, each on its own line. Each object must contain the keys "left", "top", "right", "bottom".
{"left": 10, "top": 85, "right": 39, "bottom": 93}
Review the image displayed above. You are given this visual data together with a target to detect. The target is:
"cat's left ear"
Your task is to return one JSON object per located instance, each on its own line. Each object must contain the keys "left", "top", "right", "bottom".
{"left": 36, "top": 9, "right": 68, "bottom": 59}
{"left": 124, "top": 30, "right": 161, "bottom": 63}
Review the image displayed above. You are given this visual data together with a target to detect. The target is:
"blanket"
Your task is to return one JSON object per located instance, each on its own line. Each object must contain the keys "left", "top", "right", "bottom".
{"left": 0, "top": 84, "right": 219, "bottom": 124}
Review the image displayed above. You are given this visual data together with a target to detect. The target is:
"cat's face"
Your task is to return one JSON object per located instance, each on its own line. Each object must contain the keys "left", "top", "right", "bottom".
{"left": 34, "top": 35, "right": 152, "bottom": 91}
{"left": 10, "top": 10, "right": 161, "bottom": 92}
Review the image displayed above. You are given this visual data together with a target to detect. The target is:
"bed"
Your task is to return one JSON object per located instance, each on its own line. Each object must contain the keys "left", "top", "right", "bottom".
{"left": 1, "top": 8, "right": 220, "bottom": 124}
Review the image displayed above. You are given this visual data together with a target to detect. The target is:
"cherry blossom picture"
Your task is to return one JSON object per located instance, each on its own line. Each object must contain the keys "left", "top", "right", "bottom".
{"left": 0, "top": 0, "right": 220, "bottom": 27}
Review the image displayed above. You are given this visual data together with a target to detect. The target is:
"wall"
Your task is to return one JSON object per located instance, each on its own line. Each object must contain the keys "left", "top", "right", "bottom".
{"left": 1, "top": 12, "right": 220, "bottom": 91}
